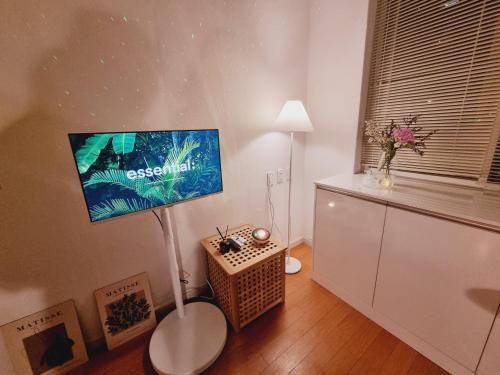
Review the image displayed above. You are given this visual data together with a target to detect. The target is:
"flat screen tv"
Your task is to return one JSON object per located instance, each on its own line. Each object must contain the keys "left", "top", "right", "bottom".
{"left": 68, "top": 129, "right": 223, "bottom": 222}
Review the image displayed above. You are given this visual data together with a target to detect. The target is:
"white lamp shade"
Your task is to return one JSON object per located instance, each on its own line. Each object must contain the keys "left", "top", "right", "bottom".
{"left": 274, "top": 100, "right": 313, "bottom": 133}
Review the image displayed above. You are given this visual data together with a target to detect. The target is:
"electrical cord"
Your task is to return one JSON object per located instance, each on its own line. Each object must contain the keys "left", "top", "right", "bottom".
{"left": 267, "top": 183, "right": 275, "bottom": 231}
{"left": 152, "top": 210, "right": 195, "bottom": 288}
{"left": 206, "top": 278, "right": 215, "bottom": 298}
{"left": 152, "top": 210, "right": 163, "bottom": 228}
{"left": 151, "top": 210, "right": 214, "bottom": 300}
{"left": 267, "top": 181, "right": 283, "bottom": 239}
{"left": 180, "top": 269, "right": 191, "bottom": 285}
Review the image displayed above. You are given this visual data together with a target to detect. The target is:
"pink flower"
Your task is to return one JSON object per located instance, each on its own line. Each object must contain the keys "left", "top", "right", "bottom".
{"left": 392, "top": 127, "right": 416, "bottom": 145}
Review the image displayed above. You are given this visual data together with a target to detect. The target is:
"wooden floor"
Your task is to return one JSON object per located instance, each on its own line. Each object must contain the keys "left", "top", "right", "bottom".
{"left": 70, "top": 244, "right": 448, "bottom": 375}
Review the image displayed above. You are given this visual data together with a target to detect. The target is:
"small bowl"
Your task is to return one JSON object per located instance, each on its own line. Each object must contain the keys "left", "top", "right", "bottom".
{"left": 251, "top": 228, "right": 270, "bottom": 245}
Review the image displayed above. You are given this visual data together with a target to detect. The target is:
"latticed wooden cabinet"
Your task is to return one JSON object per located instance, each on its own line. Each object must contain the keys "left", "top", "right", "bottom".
{"left": 201, "top": 225, "right": 286, "bottom": 332}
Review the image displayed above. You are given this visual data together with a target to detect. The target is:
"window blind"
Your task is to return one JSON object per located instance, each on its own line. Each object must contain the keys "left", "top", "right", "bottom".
{"left": 488, "top": 136, "right": 500, "bottom": 183}
{"left": 361, "top": 0, "right": 500, "bottom": 181}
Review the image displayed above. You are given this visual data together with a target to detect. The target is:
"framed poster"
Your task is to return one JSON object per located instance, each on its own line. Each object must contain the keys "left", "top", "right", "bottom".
{"left": 1, "top": 300, "right": 88, "bottom": 375}
{"left": 94, "top": 272, "right": 156, "bottom": 349}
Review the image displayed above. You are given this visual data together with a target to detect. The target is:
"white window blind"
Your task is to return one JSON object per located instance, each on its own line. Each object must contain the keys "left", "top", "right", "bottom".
{"left": 488, "top": 136, "right": 500, "bottom": 182}
{"left": 361, "top": 0, "right": 500, "bottom": 182}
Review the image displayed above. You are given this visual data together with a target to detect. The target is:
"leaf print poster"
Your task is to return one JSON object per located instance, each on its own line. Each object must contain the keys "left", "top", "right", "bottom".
{"left": 94, "top": 272, "right": 156, "bottom": 349}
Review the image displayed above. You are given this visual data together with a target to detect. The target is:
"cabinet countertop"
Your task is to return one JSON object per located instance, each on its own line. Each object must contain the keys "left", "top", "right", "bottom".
{"left": 315, "top": 174, "right": 500, "bottom": 233}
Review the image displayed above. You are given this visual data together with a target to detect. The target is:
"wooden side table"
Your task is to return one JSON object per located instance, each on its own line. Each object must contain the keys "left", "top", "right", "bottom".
{"left": 201, "top": 225, "right": 287, "bottom": 332}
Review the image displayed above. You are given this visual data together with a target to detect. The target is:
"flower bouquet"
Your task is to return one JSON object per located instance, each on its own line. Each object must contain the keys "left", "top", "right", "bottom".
{"left": 364, "top": 115, "right": 437, "bottom": 188}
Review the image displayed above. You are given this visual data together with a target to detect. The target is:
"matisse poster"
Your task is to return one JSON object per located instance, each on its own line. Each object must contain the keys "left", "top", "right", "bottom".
{"left": 1, "top": 300, "right": 88, "bottom": 375}
{"left": 94, "top": 272, "right": 156, "bottom": 349}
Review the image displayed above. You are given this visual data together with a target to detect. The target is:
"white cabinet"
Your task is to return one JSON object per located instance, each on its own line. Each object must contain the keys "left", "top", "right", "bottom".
{"left": 478, "top": 308, "right": 500, "bottom": 374}
{"left": 313, "top": 175, "right": 500, "bottom": 374}
{"left": 313, "top": 188, "right": 386, "bottom": 306}
{"left": 374, "top": 207, "right": 500, "bottom": 372}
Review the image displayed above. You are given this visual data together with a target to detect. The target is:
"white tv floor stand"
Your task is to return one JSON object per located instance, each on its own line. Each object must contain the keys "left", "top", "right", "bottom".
{"left": 149, "top": 207, "right": 227, "bottom": 375}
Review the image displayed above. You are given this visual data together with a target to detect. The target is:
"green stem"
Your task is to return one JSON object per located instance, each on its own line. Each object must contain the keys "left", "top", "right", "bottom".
{"left": 384, "top": 148, "right": 395, "bottom": 176}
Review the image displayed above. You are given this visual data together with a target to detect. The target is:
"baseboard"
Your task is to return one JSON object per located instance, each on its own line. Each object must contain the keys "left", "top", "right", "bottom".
{"left": 312, "top": 271, "right": 474, "bottom": 375}
{"left": 290, "top": 237, "right": 305, "bottom": 248}
{"left": 303, "top": 237, "right": 313, "bottom": 247}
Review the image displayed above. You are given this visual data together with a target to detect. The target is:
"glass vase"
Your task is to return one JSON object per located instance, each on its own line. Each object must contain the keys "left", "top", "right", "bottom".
{"left": 378, "top": 151, "right": 395, "bottom": 189}
{"left": 382, "top": 170, "right": 394, "bottom": 189}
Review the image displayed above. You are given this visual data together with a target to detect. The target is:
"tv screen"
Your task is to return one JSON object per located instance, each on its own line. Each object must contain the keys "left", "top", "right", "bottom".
{"left": 68, "top": 129, "right": 223, "bottom": 222}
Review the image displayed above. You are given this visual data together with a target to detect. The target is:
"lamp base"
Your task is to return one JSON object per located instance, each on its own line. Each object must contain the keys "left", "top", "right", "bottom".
{"left": 149, "top": 301, "right": 227, "bottom": 375}
{"left": 285, "top": 256, "right": 302, "bottom": 274}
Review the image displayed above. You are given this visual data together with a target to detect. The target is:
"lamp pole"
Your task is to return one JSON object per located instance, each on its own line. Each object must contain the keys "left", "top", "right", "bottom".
{"left": 274, "top": 100, "right": 312, "bottom": 274}
{"left": 285, "top": 132, "right": 301, "bottom": 274}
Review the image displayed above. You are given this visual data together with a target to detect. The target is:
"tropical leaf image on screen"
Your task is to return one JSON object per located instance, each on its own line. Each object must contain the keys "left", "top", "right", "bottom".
{"left": 74, "top": 134, "right": 113, "bottom": 173}
{"left": 111, "top": 133, "right": 136, "bottom": 155}
{"left": 68, "top": 130, "right": 222, "bottom": 221}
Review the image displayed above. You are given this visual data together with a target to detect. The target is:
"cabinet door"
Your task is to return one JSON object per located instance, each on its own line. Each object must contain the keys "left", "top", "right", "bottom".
{"left": 478, "top": 308, "right": 500, "bottom": 375}
{"left": 374, "top": 207, "right": 500, "bottom": 371}
{"left": 313, "top": 188, "right": 386, "bottom": 306}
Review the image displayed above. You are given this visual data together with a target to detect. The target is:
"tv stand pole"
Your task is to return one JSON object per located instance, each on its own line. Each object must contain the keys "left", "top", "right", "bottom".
{"left": 161, "top": 207, "right": 185, "bottom": 319}
{"left": 149, "top": 206, "right": 227, "bottom": 375}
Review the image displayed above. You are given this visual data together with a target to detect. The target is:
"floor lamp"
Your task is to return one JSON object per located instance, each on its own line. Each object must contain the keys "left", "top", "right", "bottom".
{"left": 275, "top": 100, "right": 313, "bottom": 274}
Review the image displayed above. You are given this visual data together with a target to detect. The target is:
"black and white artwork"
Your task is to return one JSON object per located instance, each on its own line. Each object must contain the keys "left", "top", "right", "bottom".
{"left": 1, "top": 301, "right": 88, "bottom": 375}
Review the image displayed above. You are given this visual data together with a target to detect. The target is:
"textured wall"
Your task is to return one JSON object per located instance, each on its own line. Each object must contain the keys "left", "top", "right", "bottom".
{"left": 0, "top": 1, "right": 310, "bottom": 370}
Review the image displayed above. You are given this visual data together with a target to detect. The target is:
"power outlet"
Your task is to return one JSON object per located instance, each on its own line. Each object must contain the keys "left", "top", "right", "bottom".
{"left": 266, "top": 171, "right": 276, "bottom": 187}
{"left": 277, "top": 168, "right": 287, "bottom": 184}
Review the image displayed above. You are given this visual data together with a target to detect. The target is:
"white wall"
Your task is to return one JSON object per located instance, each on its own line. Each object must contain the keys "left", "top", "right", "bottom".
{"left": 303, "top": 0, "right": 374, "bottom": 241}
{"left": 0, "top": 0, "right": 376, "bottom": 370}
{"left": 0, "top": 1, "right": 309, "bottom": 371}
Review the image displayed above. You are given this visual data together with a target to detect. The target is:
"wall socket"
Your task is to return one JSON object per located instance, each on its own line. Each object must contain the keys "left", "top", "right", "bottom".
{"left": 277, "top": 168, "right": 290, "bottom": 184}
{"left": 266, "top": 170, "right": 276, "bottom": 187}
{"left": 268, "top": 168, "right": 289, "bottom": 186}
{"left": 277, "top": 168, "right": 286, "bottom": 184}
